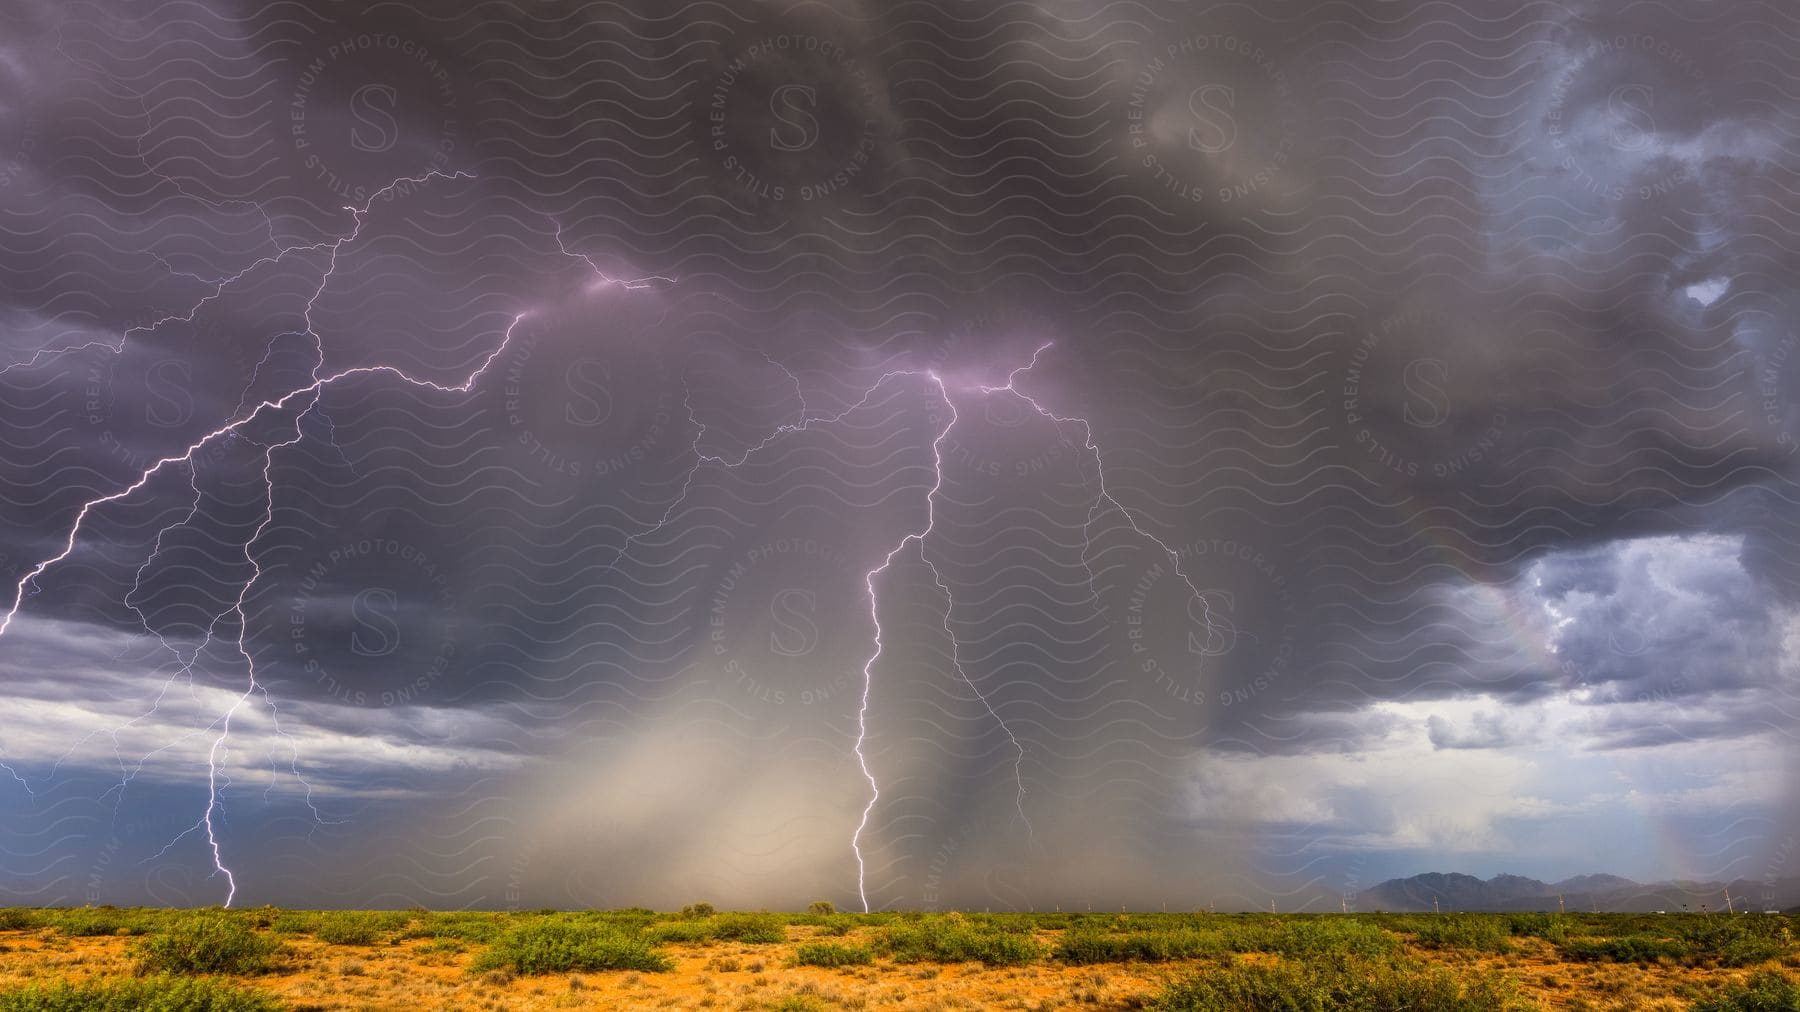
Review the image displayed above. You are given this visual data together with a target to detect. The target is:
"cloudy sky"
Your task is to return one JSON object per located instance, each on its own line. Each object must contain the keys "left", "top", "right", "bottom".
{"left": 0, "top": 0, "right": 1795, "bottom": 911}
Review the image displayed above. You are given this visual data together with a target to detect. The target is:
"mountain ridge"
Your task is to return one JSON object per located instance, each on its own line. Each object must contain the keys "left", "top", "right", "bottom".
{"left": 1354, "top": 873, "right": 1800, "bottom": 913}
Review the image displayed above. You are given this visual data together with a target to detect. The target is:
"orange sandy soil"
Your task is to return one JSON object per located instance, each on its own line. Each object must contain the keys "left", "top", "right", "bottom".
{"left": 0, "top": 925, "right": 1777, "bottom": 1010}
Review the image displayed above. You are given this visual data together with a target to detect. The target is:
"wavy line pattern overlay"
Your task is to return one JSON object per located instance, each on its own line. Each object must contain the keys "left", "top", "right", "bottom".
{"left": 0, "top": 0, "right": 1795, "bottom": 912}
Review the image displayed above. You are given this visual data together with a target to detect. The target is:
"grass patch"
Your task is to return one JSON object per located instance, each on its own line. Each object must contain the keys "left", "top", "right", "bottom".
{"left": 644, "top": 911, "right": 785, "bottom": 945}
{"left": 50, "top": 909, "right": 147, "bottom": 938}
{"left": 790, "top": 942, "right": 874, "bottom": 967}
{"left": 876, "top": 914, "right": 1043, "bottom": 966}
{"left": 1056, "top": 928, "right": 1226, "bottom": 964}
{"left": 266, "top": 912, "right": 318, "bottom": 936}
{"left": 815, "top": 914, "right": 857, "bottom": 936}
{"left": 396, "top": 911, "right": 505, "bottom": 943}
{"left": 0, "top": 974, "right": 281, "bottom": 1011}
{"left": 1673, "top": 917, "right": 1795, "bottom": 966}
{"left": 135, "top": 915, "right": 280, "bottom": 976}
{"left": 710, "top": 912, "right": 785, "bottom": 943}
{"left": 1407, "top": 914, "right": 1513, "bottom": 953}
{"left": 1693, "top": 970, "right": 1800, "bottom": 1011}
{"left": 1503, "top": 912, "right": 1569, "bottom": 943}
{"left": 314, "top": 911, "right": 404, "bottom": 946}
{"left": 1151, "top": 955, "right": 1523, "bottom": 1011}
{"left": 1559, "top": 933, "right": 1688, "bottom": 964}
{"left": 472, "top": 919, "right": 672, "bottom": 975}
{"left": 1212, "top": 918, "right": 1401, "bottom": 960}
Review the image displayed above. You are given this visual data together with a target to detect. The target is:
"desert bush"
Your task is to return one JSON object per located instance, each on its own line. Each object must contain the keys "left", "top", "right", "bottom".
{"left": 313, "top": 911, "right": 399, "bottom": 946}
{"left": 876, "top": 915, "right": 1042, "bottom": 966}
{"left": 1235, "top": 919, "right": 1399, "bottom": 960}
{"left": 1057, "top": 928, "right": 1226, "bottom": 964}
{"left": 51, "top": 908, "right": 144, "bottom": 937}
{"left": 806, "top": 900, "right": 836, "bottom": 916}
{"left": 1504, "top": 913, "right": 1569, "bottom": 943}
{"left": 1717, "top": 935, "right": 1787, "bottom": 967}
{"left": 710, "top": 912, "right": 785, "bottom": 943}
{"left": 1408, "top": 915, "right": 1513, "bottom": 953}
{"left": 1151, "top": 955, "right": 1523, "bottom": 1011}
{"left": 1672, "top": 917, "right": 1795, "bottom": 966}
{"left": 1692, "top": 970, "right": 1800, "bottom": 1011}
{"left": 472, "top": 920, "right": 672, "bottom": 975}
{"left": 958, "top": 912, "right": 1038, "bottom": 934}
{"left": 397, "top": 911, "right": 504, "bottom": 942}
{"left": 790, "top": 942, "right": 874, "bottom": 967}
{"left": 0, "top": 974, "right": 280, "bottom": 1011}
{"left": 0, "top": 909, "right": 36, "bottom": 931}
{"left": 679, "top": 902, "right": 715, "bottom": 919}
{"left": 135, "top": 915, "right": 280, "bottom": 975}
{"left": 1560, "top": 933, "right": 1687, "bottom": 964}
{"left": 266, "top": 912, "right": 319, "bottom": 936}
{"left": 816, "top": 914, "right": 857, "bottom": 937}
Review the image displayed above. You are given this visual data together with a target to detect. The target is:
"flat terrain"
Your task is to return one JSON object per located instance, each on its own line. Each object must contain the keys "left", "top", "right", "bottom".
{"left": 0, "top": 907, "right": 1795, "bottom": 1010}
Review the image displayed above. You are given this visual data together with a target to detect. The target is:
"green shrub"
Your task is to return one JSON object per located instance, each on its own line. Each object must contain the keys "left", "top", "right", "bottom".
{"left": 1560, "top": 934, "right": 1687, "bottom": 964}
{"left": 817, "top": 914, "right": 857, "bottom": 937}
{"left": 0, "top": 974, "right": 280, "bottom": 1011}
{"left": 1672, "top": 917, "right": 1795, "bottom": 966}
{"left": 0, "top": 909, "right": 36, "bottom": 931}
{"left": 1151, "top": 955, "right": 1523, "bottom": 1011}
{"left": 877, "top": 915, "right": 1043, "bottom": 966}
{"left": 135, "top": 915, "right": 280, "bottom": 975}
{"left": 806, "top": 900, "right": 836, "bottom": 916}
{"left": 472, "top": 920, "right": 672, "bottom": 975}
{"left": 1261, "top": 919, "right": 1400, "bottom": 960}
{"left": 398, "top": 911, "right": 505, "bottom": 942}
{"left": 710, "top": 913, "right": 785, "bottom": 944}
{"left": 266, "top": 912, "right": 318, "bottom": 936}
{"left": 1408, "top": 915, "right": 1513, "bottom": 953}
{"left": 1692, "top": 970, "right": 1800, "bottom": 1011}
{"left": 1504, "top": 913, "right": 1568, "bottom": 943}
{"left": 314, "top": 911, "right": 404, "bottom": 946}
{"left": 1718, "top": 935, "right": 1787, "bottom": 967}
{"left": 1057, "top": 928, "right": 1226, "bottom": 963}
{"left": 52, "top": 909, "right": 143, "bottom": 937}
{"left": 679, "top": 902, "right": 715, "bottom": 919}
{"left": 790, "top": 942, "right": 873, "bottom": 967}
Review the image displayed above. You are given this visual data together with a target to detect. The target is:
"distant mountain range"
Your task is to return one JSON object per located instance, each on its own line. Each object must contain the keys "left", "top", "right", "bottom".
{"left": 1353, "top": 873, "right": 1800, "bottom": 913}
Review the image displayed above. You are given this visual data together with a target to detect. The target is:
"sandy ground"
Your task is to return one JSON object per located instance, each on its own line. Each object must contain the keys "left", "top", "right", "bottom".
{"left": 0, "top": 924, "right": 1780, "bottom": 1009}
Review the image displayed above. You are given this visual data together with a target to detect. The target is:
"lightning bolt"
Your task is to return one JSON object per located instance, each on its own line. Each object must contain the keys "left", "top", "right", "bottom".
{"left": 572, "top": 356, "right": 1037, "bottom": 912}
{"left": 851, "top": 372, "right": 958, "bottom": 913}
{"left": 0, "top": 169, "right": 674, "bottom": 902}
{"left": 847, "top": 345, "right": 1219, "bottom": 911}
{"left": 978, "top": 340, "right": 1220, "bottom": 655}
{"left": 2, "top": 171, "right": 1207, "bottom": 913}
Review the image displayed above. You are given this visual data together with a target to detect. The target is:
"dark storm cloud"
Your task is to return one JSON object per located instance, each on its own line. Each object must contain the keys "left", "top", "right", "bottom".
{"left": 0, "top": 0, "right": 1795, "bottom": 909}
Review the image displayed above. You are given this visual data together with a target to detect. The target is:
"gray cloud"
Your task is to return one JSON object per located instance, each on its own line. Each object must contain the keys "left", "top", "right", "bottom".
{"left": 0, "top": 0, "right": 1794, "bottom": 910}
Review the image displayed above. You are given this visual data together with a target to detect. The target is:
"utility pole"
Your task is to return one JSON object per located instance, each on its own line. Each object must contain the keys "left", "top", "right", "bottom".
{"left": 1725, "top": 888, "right": 1735, "bottom": 914}
{"left": 1558, "top": 894, "right": 1565, "bottom": 914}
{"left": 1341, "top": 895, "right": 1348, "bottom": 914}
{"left": 1433, "top": 897, "right": 1440, "bottom": 915}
